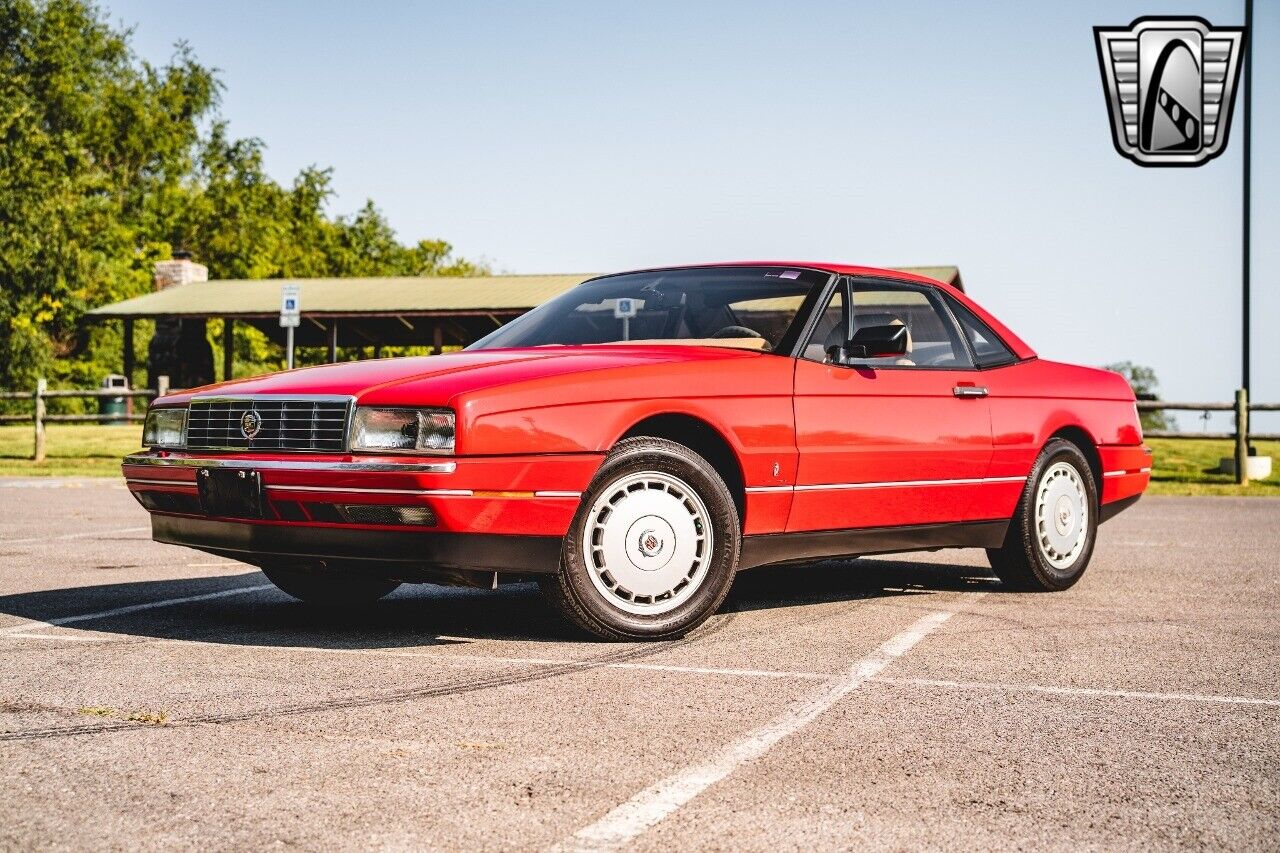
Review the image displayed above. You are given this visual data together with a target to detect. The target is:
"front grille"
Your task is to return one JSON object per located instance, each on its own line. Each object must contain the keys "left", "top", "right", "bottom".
{"left": 336, "top": 504, "right": 437, "bottom": 526}
{"left": 133, "top": 490, "right": 203, "bottom": 514}
{"left": 186, "top": 398, "right": 350, "bottom": 452}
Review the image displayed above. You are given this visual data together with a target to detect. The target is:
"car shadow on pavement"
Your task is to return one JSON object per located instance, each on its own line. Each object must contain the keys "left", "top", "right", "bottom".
{"left": 725, "top": 557, "right": 999, "bottom": 613}
{"left": 0, "top": 556, "right": 1001, "bottom": 649}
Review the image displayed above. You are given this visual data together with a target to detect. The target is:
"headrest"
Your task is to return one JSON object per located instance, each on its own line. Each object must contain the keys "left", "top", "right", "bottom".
{"left": 855, "top": 314, "right": 912, "bottom": 354}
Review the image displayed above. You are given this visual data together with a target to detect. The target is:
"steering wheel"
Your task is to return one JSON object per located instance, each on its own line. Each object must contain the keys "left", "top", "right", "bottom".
{"left": 710, "top": 325, "right": 763, "bottom": 339}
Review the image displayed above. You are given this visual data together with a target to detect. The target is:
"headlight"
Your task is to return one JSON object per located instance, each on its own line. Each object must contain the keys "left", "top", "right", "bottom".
{"left": 350, "top": 407, "right": 455, "bottom": 454}
{"left": 143, "top": 407, "right": 187, "bottom": 448}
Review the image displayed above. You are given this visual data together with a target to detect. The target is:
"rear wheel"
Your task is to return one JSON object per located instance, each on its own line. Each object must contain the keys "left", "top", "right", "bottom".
{"left": 261, "top": 564, "right": 400, "bottom": 605}
{"left": 987, "top": 439, "right": 1098, "bottom": 591}
{"left": 543, "top": 437, "right": 741, "bottom": 640}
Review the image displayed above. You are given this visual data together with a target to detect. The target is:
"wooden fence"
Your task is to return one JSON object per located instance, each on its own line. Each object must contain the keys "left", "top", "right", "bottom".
{"left": 1, "top": 379, "right": 1276, "bottom": 482}
{"left": 0, "top": 377, "right": 168, "bottom": 462}
{"left": 1138, "top": 393, "right": 1276, "bottom": 484}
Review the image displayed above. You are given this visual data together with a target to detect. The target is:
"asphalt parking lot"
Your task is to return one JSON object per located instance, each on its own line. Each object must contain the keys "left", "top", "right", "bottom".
{"left": 1, "top": 480, "right": 1276, "bottom": 851}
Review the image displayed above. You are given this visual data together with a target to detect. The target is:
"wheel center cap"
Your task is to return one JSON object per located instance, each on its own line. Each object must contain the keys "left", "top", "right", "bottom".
{"left": 637, "top": 529, "right": 664, "bottom": 558}
{"left": 624, "top": 515, "right": 677, "bottom": 572}
{"left": 1054, "top": 495, "right": 1074, "bottom": 535}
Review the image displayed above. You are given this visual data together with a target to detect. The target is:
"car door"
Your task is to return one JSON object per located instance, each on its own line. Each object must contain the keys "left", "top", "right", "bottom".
{"left": 787, "top": 277, "right": 994, "bottom": 532}
{"left": 939, "top": 291, "right": 1036, "bottom": 524}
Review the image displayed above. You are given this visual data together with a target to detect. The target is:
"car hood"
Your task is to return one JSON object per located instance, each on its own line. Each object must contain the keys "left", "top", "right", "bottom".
{"left": 162, "top": 345, "right": 766, "bottom": 406}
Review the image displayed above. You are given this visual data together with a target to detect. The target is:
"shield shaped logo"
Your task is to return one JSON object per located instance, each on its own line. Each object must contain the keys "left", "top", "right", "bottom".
{"left": 240, "top": 410, "right": 262, "bottom": 439}
{"left": 1095, "top": 17, "right": 1246, "bottom": 167}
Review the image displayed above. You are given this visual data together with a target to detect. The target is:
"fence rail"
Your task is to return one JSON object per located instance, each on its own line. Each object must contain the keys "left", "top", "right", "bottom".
{"left": 1138, "top": 392, "right": 1276, "bottom": 484}
{"left": 1, "top": 377, "right": 169, "bottom": 461}
{"left": 1136, "top": 399, "right": 1279, "bottom": 441}
{"left": 1, "top": 379, "right": 1275, "bottom": 482}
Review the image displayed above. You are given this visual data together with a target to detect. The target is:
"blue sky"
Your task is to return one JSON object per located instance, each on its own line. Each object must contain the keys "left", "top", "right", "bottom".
{"left": 109, "top": 0, "right": 1276, "bottom": 426}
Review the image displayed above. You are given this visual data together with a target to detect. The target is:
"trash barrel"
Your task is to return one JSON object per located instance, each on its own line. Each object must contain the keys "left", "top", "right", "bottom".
{"left": 99, "top": 374, "right": 129, "bottom": 418}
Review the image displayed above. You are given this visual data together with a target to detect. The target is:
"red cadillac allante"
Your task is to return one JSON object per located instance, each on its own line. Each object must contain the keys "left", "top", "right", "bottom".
{"left": 125, "top": 263, "right": 1151, "bottom": 639}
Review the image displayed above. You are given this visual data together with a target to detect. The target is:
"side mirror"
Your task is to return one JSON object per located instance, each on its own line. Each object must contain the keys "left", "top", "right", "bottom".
{"left": 826, "top": 324, "right": 908, "bottom": 363}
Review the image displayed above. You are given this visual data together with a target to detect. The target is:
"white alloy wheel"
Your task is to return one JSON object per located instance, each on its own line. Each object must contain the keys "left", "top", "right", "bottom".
{"left": 1034, "top": 461, "right": 1089, "bottom": 570}
{"left": 581, "top": 470, "right": 714, "bottom": 615}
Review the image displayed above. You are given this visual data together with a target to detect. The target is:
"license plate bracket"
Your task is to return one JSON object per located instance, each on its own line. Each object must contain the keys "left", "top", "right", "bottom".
{"left": 198, "top": 468, "right": 264, "bottom": 519}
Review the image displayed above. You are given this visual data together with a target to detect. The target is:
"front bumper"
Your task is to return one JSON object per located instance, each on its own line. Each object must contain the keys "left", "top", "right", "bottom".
{"left": 151, "top": 514, "right": 561, "bottom": 575}
{"left": 123, "top": 451, "right": 602, "bottom": 572}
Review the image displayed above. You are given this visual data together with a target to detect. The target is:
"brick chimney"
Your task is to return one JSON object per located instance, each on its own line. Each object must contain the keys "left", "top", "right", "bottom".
{"left": 153, "top": 251, "right": 208, "bottom": 291}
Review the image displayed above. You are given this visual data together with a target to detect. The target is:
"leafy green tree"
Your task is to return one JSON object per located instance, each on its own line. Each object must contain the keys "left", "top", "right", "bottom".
{"left": 0, "top": 0, "right": 215, "bottom": 391}
{"left": 1104, "top": 361, "right": 1174, "bottom": 431}
{"left": 0, "top": 0, "right": 486, "bottom": 402}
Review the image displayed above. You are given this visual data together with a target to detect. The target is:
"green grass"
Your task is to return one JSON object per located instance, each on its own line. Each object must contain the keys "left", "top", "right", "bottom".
{"left": 1, "top": 426, "right": 1277, "bottom": 496}
{"left": 0, "top": 424, "right": 142, "bottom": 477}
{"left": 1143, "top": 437, "right": 1280, "bottom": 497}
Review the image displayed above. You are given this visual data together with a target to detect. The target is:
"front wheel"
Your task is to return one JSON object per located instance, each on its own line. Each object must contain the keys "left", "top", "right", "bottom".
{"left": 261, "top": 564, "right": 401, "bottom": 605}
{"left": 988, "top": 439, "right": 1098, "bottom": 592}
{"left": 543, "top": 437, "right": 741, "bottom": 640}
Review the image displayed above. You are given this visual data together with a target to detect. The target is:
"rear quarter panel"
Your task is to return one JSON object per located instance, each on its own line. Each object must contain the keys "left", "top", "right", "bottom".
{"left": 976, "top": 358, "right": 1146, "bottom": 518}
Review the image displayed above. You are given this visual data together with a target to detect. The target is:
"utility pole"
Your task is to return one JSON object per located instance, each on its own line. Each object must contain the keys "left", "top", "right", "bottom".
{"left": 1242, "top": 0, "right": 1253, "bottom": 398}
{"left": 1235, "top": 0, "right": 1254, "bottom": 485}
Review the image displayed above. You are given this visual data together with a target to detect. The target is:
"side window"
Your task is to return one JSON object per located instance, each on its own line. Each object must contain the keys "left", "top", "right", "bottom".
{"left": 800, "top": 288, "right": 843, "bottom": 362}
{"left": 846, "top": 284, "right": 972, "bottom": 369}
{"left": 945, "top": 295, "right": 1017, "bottom": 367}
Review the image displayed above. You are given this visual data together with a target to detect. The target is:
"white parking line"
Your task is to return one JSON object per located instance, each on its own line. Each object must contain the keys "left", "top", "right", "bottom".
{"left": 140, "top": 642, "right": 834, "bottom": 680}
{"left": 46, "top": 630, "right": 1277, "bottom": 712}
{"left": 2, "top": 632, "right": 107, "bottom": 642}
{"left": 0, "top": 479, "right": 126, "bottom": 489}
{"left": 415, "top": 653, "right": 829, "bottom": 681}
{"left": 0, "top": 583, "right": 274, "bottom": 637}
{"left": 876, "top": 676, "right": 1280, "bottom": 708}
{"left": 281, "top": 651, "right": 1280, "bottom": 707}
{"left": 554, "top": 602, "right": 974, "bottom": 852}
{"left": 2, "top": 526, "right": 148, "bottom": 546}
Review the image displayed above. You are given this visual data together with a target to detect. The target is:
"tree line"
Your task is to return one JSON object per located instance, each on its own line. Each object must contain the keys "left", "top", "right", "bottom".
{"left": 0, "top": 0, "right": 487, "bottom": 394}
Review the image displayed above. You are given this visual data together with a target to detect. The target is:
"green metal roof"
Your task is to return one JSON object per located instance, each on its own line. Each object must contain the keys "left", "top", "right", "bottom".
{"left": 86, "top": 267, "right": 962, "bottom": 320}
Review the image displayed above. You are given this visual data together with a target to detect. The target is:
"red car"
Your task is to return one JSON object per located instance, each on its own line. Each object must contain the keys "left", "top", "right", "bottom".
{"left": 125, "top": 264, "right": 1151, "bottom": 639}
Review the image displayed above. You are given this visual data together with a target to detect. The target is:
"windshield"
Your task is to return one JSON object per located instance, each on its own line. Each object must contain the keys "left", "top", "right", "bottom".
{"left": 469, "top": 266, "right": 831, "bottom": 353}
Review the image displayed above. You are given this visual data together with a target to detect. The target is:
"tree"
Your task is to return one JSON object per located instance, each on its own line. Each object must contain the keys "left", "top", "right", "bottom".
{"left": 1104, "top": 361, "right": 1174, "bottom": 431}
{"left": 0, "top": 0, "right": 216, "bottom": 390}
{"left": 0, "top": 0, "right": 486, "bottom": 397}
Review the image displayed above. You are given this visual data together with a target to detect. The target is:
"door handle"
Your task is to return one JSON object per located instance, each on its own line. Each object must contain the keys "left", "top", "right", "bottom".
{"left": 953, "top": 386, "right": 989, "bottom": 398}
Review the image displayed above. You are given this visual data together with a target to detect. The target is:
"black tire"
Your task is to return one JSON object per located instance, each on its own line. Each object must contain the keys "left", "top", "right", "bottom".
{"left": 542, "top": 437, "right": 741, "bottom": 640}
{"left": 261, "top": 564, "right": 401, "bottom": 605}
{"left": 988, "top": 439, "right": 1099, "bottom": 592}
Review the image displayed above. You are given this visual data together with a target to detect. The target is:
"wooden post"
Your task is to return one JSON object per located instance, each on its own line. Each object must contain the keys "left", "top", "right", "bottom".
{"left": 432, "top": 323, "right": 443, "bottom": 355}
{"left": 122, "top": 317, "right": 135, "bottom": 416}
{"left": 328, "top": 322, "right": 339, "bottom": 363}
{"left": 122, "top": 318, "right": 135, "bottom": 388}
{"left": 33, "top": 378, "right": 46, "bottom": 463}
{"left": 1234, "top": 388, "right": 1249, "bottom": 485}
{"left": 222, "top": 318, "right": 234, "bottom": 381}
{"left": 157, "top": 375, "right": 170, "bottom": 397}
